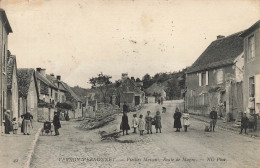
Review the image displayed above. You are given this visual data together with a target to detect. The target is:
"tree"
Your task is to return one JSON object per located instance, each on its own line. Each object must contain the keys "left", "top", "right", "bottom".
{"left": 142, "top": 73, "right": 152, "bottom": 89}
{"left": 89, "top": 73, "right": 112, "bottom": 103}
{"left": 136, "top": 78, "right": 141, "bottom": 82}
{"left": 166, "top": 78, "right": 181, "bottom": 100}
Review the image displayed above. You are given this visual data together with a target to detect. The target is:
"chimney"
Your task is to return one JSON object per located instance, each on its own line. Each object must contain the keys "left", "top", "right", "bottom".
{"left": 36, "top": 68, "right": 41, "bottom": 72}
{"left": 40, "top": 68, "right": 46, "bottom": 77}
{"left": 131, "top": 77, "right": 135, "bottom": 82}
{"left": 50, "top": 73, "right": 54, "bottom": 77}
{"left": 217, "top": 35, "right": 225, "bottom": 39}
{"left": 57, "top": 75, "right": 61, "bottom": 81}
{"left": 121, "top": 73, "right": 128, "bottom": 80}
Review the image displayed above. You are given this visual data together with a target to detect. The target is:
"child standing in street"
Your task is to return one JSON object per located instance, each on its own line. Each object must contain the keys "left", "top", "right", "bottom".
{"left": 12, "top": 117, "right": 18, "bottom": 134}
{"left": 138, "top": 114, "right": 145, "bottom": 135}
{"left": 183, "top": 109, "right": 190, "bottom": 132}
{"left": 132, "top": 114, "right": 138, "bottom": 133}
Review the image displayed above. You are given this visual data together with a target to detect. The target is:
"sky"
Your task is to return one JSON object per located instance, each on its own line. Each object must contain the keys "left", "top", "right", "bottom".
{"left": 1, "top": 0, "right": 260, "bottom": 88}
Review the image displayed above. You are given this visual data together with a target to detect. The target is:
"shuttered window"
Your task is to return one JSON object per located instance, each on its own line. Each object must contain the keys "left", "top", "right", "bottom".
{"left": 248, "top": 35, "right": 255, "bottom": 60}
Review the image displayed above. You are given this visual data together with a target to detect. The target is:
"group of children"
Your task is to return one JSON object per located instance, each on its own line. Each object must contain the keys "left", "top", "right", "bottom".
{"left": 121, "top": 110, "right": 162, "bottom": 136}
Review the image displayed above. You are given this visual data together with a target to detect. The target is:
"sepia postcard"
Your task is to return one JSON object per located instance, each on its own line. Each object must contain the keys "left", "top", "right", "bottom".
{"left": 0, "top": 0, "right": 260, "bottom": 168}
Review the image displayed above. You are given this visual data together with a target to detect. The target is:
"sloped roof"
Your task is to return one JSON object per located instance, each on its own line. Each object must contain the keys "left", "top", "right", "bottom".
{"left": 46, "top": 74, "right": 67, "bottom": 92}
{"left": 36, "top": 71, "right": 58, "bottom": 89}
{"left": 61, "top": 82, "right": 82, "bottom": 102}
{"left": 0, "top": 8, "right": 12, "bottom": 33}
{"left": 187, "top": 31, "right": 244, "bottom": 74}
{"left": 7, "top": 54, "right": 17, "bottom": 89}
{"left": 17, "top": 68, "right": 34, "bottom": 98}
{"left": 145, "top": 82, "right": 166, "bottom": 95}
{"left": 240, "top": 20, "right": 260, "bottom": 38}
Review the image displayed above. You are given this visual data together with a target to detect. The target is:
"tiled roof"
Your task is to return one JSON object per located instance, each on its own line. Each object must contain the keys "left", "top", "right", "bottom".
{"left": 7, "top": 54, "right": 17, "bottom": 89}
{"left": 61, "top": 82, "right": 82, "bottom": 102}
{"left": 187, "top": 31, "right": 244, "bottom": 73}
{"left": 46, "top": 74, "right": 67, "bottom": 92}
{"left": 240, "top": 20, "right": 260, "bottom": 38}
{"left": 36, "top": 71, "right": 58, "bottom": 89}
{"left": 17, "top": 68, "right": 34, "bottom": 98}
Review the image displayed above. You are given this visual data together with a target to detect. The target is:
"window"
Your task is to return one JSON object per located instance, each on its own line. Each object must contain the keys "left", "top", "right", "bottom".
{"left": 199, "top": 71, "right": 208, "bottom": 86}
{"left": 216, "top": 69, "right": 224, "bottom": 84}
{"left": 249, "top": 76, "right": 255, "bottom": 97}
{"left": 248, "top": 35, "right": 255, "bottom": 60}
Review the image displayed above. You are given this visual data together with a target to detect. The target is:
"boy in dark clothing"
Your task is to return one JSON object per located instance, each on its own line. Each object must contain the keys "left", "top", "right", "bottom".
{"left": 240, "top": 112, "right": 249, "bottom": 134}
{"left": 209, "top": 107, "right": 218, "bottom": 132}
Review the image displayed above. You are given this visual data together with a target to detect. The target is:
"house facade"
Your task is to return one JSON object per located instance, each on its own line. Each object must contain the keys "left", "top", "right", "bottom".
{"left": 116, "top": 74, "right": 145, "bottom": 111}
{"left": 6, "top": 52, "right": 18, "bottom": 121}
{"left": 61, "top": 82, "right": 83, "bottom": 119}
{"left": 36, "top": 68, "right": 59, "bottom": 105}
{"left": 240, "top": 20, "right": 260, "bottom": 115}
{"left": 186, "top": 32, "right": 244, "bottom": 120}
{"left": 0, "top": 8, "right": 12, "bottom": 133}
{"left": 17, "top": 69, "right": 39, "bottom": 121}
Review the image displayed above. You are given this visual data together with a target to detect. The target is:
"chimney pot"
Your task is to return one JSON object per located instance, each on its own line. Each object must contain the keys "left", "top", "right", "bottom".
{"left": 217, "top": 35, "right": 225, "bottom": 39}
{"left": 36, "top": 68, "right": 41, "bottom": 72}
{"left": 57, "top": 75, "right": 61, "bottom": 81}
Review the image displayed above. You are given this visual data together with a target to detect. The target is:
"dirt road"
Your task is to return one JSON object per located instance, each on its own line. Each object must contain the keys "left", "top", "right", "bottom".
{"left": 31, "top": 101, "right": 260, "bottom": 168}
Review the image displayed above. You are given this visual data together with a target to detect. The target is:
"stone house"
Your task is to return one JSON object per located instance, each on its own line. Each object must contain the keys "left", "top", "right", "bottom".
{"left": 35, "top": 68, "right": 59, "bottom": 105}
{"left": 185, "top": 31, "right": 245, "bottom": 120}
{"left": 6, "top": 52, "right": 18, "bottom": 121}
{"left": 60, "top": 82, "right": 83, "bottom": 119}
{"left": 17, "top": 69, "right": 39, "bottom": 121}
{"left": 240, "top": 20, "right": 260, "bottom": 114}
{"left": 0, "top": 8, "right": 12, "bottom": 133}
{"left": 46, "top": 74, "right": 66, "bottom": 104}
{"left": 115, "top": 74, "right": 145, "bottom": 111}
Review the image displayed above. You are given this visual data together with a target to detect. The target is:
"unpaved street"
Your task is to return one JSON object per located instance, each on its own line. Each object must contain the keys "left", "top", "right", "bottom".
{"left": 31, "top": 101, "right": 260, "bottom": 168}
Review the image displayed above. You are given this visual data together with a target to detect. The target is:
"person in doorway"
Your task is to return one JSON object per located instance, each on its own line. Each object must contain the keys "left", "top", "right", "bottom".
{"left": 4, "top": 110, "right": 11, "bottom": 134}
{"left": 240, "top": 112, "right": 249, "bottom": 135}
{"left": 209, "top": 107, "right": 218, "bottom": 132}
{"left": 183, "top": 109, "right": 190, "bottom": 132}
{"left": 22, "top": 111, "right": 33, "bottom": 135}
{"left": 53, "top": 112, "right": 61, "bottom": 136}
{"left": 138, "top": 114, "right": 145, "bottom": 135}
{"left": 173, "top": 108, "right": 182, "bottom": 132}
{"left": 154, "top": 111, "right": 162, "bottom": 133}
{"left": 145, "top": 111, "right": 153, "bottom": 134}
{"left": 132, "top": 114, "right": 138, "bottom": 133}
{"left": 121, "top": 111, "right": 130, "bottom": 135}
{"left": 12, "top": 117, "right": 18, "bottom": 134}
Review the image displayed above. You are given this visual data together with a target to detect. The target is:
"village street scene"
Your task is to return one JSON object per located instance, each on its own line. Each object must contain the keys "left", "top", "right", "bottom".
{"left": 0, "top": 1, "right": 260, "bottom": 168}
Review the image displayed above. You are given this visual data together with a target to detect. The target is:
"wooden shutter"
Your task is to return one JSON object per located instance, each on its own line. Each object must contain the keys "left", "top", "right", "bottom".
{"left": 199, "top": 73, "right": 202, "bottom": 86}
{"left": 206, "top": 71, "right": 209, "bottom": 85}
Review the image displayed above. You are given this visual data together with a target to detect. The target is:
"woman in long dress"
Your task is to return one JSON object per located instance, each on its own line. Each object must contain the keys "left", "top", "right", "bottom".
{"left": 22, "top": 111, "right": 33, "bottom": 135}
{"left": 173, "top": 107, "right": 182, "bottom": 132}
